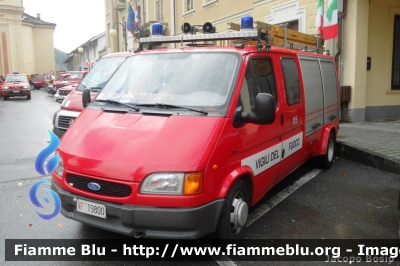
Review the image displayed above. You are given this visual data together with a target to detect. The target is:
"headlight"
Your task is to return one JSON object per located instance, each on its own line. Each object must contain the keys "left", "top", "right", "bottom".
{"left": 140, "top": 172, "right": 203, "bottom": 195}
{"left": 23, "top": 86, "right": 29, "bottom": 89}
{"left": 54, "top": 157, "right": 63, "bottom": 176}
{"left": 2, "top": 86, "right": 9, "bottom": 90}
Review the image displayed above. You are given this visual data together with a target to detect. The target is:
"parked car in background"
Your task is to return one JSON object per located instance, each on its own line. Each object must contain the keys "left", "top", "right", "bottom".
{"left": 53, "top": 52, "right": 131, "bottom": 138}
{"left": 1, "top": 73, "right": 31, "bottom": 100}
{"left": 0, "top": 78, "right": 3, "bottom": 99}
{"left": 54, "top": 84, "right": 78, "bottom": 102}
{"left": 51, "top": 71, "right": 88, "bottom": 95}
{"left": 31, "top": 74, "right": 45, "bottom": 90}
{"left": 48, "top": 73, "right": 70, "bottom": 94}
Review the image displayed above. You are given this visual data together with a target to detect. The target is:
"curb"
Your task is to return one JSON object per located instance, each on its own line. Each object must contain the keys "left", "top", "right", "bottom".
{"left": 335, "top": 142, "right": 400, "bottom": 175}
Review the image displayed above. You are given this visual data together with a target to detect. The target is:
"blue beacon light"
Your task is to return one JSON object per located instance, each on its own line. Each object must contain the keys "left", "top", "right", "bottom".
{"left": 240, "top": 15, "right": 253, "bottom": 31}
{"left": 152, "top": 23, "right": 163, "bottom": 35}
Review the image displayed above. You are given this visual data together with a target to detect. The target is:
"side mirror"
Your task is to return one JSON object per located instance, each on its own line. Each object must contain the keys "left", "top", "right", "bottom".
{"left": 233, "top": 93, "right": 276, "bottom": 127}
{"left": 82, "top": 89, "right": 91, "bottom": 108}
{"left": 253, "top": 93, "right": 276, "bottom": 124}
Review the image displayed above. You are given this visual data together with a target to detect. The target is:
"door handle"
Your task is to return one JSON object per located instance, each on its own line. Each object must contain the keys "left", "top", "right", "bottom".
{"left": 312, "top": 123, "right": 322, "bottom": 130}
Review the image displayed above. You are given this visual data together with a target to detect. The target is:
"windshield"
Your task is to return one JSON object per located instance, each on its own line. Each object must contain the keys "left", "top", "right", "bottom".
{"left": 5, "top": 75, "right": 28, "bottom": 83}
{"left": 76, "top": 56, "right": 126, "bottom": 92}
{"left": 69, "top": 73, "right": 83, "bottom": 79}
{"left": 96, "top": 52, "right": 240, "bottom": 114}
{"left": 56, "top": 75, "right": 66, "bottom": 81}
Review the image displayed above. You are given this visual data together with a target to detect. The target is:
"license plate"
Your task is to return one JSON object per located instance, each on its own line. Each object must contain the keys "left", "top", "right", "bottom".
{"left": 13, "top": 90, "right": 20, "bottom": 93}
{"left": 76, "top": 199, "right": 106, "bottom": 219}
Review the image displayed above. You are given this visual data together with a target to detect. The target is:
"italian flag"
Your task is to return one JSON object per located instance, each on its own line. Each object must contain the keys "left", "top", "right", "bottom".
{"left": 315, "top": 0, "right": 324, "bottom": 37}
{"left": 324, "top": 0, "right": 338, "bottom": 40}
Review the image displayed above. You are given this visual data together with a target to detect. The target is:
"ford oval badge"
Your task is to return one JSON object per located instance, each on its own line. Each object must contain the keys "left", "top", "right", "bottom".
{"left": 87, "top": 182, "right": 101, "bottom": 191}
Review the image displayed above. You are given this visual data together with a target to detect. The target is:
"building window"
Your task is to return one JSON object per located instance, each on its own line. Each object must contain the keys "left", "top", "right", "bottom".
{"left": 392, "top": 15, "right": 400, "bottom": 90}
{"left": 284, "top": 20, "right": 299, "bottom": 31}
{"left": 156, "top": 0, "right": 164, "bottom": 22}
{"left": 185, "top": 0, "right": 194, "bottom": 12}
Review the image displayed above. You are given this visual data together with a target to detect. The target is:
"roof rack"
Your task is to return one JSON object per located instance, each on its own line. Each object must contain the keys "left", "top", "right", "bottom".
{"left": 137, "top": 16, "right": 328, "bottom": 54}
{"left": 228, "top": 21, "right": 327, "bottom": 54}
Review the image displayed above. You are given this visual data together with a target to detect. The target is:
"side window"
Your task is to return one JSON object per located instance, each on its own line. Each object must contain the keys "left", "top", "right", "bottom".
{"left": 238, "top": 57, "right": 277, "bottom": 113}
{"left": 281, "top": 58, "right": 301, "bottom": 105}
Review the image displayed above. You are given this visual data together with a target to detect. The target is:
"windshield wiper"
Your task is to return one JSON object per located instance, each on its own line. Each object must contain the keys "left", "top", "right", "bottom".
{"left": 135, "top": 103, "right": 208, "bottom": 115}
{"left": 95, "top": 99, "right": 139, "bottom": 111}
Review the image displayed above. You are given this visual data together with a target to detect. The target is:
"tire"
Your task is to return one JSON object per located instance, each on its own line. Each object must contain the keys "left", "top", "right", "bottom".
{"left": 27, "top": 95, "right": 31, "bottom": 100}
{"left": 0, "top": 94, "right": 2, "bottom": 99}
{"left": 3, "top": 96, "right": 8, "bottom": 100}
{"left": 216, "top": 179, "right": 249, "bottom": 240}
{"left": 319, "top": 131, "right": 335, "bottom": 169}
{"left": 30, "top": 84, "right": 34, "bottom": 90}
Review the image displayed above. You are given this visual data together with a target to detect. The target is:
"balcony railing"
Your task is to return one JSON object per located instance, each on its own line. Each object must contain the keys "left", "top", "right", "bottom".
{"left": 113, "top": 0, "right": 125, "bottom": 11}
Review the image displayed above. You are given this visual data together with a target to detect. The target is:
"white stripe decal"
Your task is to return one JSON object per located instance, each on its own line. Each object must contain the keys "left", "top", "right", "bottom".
{"left": 241, "top": 132, "right": 303, "bottom": 176}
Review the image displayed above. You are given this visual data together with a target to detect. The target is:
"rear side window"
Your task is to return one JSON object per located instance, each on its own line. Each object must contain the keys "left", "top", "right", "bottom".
{"left": 238, "top": 57, "right": 277, "bottom": 113}
{"left": 281, "top": 58, "right": 300, "bottom": 105}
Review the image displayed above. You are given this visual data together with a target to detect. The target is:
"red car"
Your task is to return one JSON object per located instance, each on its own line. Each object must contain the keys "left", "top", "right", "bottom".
{"left": 50, "top": 73, "right": 70, "bottom": 94}
{"left": 31, "top": 74, "right": 46, "bottom": 90}
{"left": 51, "top": 71, "right": 88, "bottom": 95}
{"left": 67, "top": 71, "right": 89, "bottom": 85}
{"left": 2, "top": 74, "right": 31, "bottom": 100}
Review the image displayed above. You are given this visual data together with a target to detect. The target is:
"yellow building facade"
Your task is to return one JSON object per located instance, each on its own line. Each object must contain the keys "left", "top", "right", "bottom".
{"left": 0, "top": 0, "right": 56, "bottom": 76}
{"left": 105, "top": 0, "right": 400, "bottom": 122}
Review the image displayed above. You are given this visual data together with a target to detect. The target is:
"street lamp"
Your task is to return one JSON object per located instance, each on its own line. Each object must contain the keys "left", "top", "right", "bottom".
{"left": 109, "top": 22, "right": 127, "bottom": 52}
{"left": 78, "top": 47, "right": 84, "bottom": 70}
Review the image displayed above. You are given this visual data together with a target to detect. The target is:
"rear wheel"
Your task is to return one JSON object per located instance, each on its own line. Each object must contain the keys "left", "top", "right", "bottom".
{"left": 30, "top": 83, "right": 34, "bottom": 90}
{"left": 319, "top": 131, "right": 335, "bottom": 169}
{"left": 27, "top": 94, "right": 31, "bottom": 100}
{"left": 216, "top": 179, "right": 249, "bottom": 239}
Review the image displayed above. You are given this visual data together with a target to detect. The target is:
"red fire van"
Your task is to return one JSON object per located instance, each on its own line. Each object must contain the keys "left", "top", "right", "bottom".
{"left": 52, "top": 52, "right": 131, "bottom": 138}
{"left": 51, "top": 17, "right": 340, "bottom": 239}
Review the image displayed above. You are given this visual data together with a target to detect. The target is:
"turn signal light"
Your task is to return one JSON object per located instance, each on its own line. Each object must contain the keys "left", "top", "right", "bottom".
{"left": 183, "top": 172, "right": 203, "bottom": 195}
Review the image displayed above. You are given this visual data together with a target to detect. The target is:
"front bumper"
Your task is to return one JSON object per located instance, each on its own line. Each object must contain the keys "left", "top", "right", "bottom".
{"left": 2, "top": 89, "right": 30, "bottom": 97}
{"left": 54, "top": 93, "right": 65, "bottom": 101}
{"left": 51, "top": 182, "right": 224, "bottom": 239}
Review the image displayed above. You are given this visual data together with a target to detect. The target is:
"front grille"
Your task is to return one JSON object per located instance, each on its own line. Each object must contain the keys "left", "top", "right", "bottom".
{"left": 58, "top": 116, "right": 75, "bottom": 129}
{"left": 66, "top": 174, "right": 132, "bottom": 197}
{"left": 59, "top": 90, "right": 71, "bottom": 96}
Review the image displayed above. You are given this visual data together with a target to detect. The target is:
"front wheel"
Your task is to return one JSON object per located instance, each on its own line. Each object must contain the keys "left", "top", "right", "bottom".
{"left": 30, "top": 83, "right": 34, "bottom": 90}
{"left": 216, "top": 179, "right": 249, "bottom": 239}
{"left": 319, "top": 131, "right": 335, "bottom": 169}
